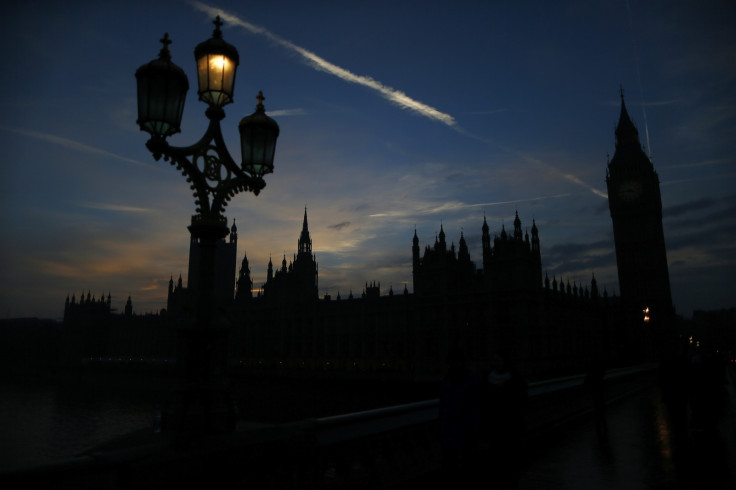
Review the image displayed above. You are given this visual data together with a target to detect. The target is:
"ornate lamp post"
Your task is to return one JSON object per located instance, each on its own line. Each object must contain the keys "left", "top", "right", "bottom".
{"left": 135, "top": 17, "right": 279, "bottom": 435}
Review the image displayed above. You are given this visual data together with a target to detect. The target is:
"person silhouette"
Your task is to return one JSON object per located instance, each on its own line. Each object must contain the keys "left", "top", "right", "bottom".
{"left": 584, "top": 358, "right": 608, "bottom": 438}
{"left": 440, "top": 348, "right": 483, "bottom": 487}
{"left": 482, "top": 353, "right": 527, "bottom": 489}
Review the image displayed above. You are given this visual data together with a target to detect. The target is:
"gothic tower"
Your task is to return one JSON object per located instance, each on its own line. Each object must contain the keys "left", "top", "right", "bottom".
{"left": 298, "top": 207, "right": 312, "bottom": 255}
{"left": 235, "top": 249, "right": 252, "bottom": 302}
{"left": 482, "top": 215, "right": 492, "bottom": 274}
{"left": 412, "top": 229, "right": 420, "bottom": 292}
{"left": 262, "top": 208, "right": 318, "bottom": 302}
{"left": 606, "top": 90, "right": 673, "bottom": 326}
{"left": 294, "top": 207, "right": 318, "bottom": 299}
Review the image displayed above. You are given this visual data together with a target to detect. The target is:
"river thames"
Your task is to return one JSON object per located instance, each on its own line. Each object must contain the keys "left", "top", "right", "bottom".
{"left": 0, "top": 369, "right": 437, "bottom": 472}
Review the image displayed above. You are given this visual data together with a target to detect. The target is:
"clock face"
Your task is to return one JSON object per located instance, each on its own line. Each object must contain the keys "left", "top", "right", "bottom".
{"left": 618, "top": 181, "right": 642, "bottom": 201}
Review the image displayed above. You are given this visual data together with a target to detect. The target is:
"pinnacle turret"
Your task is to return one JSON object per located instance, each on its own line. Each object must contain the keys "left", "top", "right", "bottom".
{"left": 299, "top": 207, "right": 312, "bottom": 254}
{"left": 615, "top": 89, "right": 640, "bottom": 149}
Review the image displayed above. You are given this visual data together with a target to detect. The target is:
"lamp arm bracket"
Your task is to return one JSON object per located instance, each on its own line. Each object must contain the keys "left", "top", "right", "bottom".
{"left": 146, "top": 116, "right": 265, "bottom": 219}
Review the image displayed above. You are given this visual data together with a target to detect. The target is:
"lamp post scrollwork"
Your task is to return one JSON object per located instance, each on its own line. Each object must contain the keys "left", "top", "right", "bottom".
{"left": 135, "top": 17, "right": 279, "bottom": 435}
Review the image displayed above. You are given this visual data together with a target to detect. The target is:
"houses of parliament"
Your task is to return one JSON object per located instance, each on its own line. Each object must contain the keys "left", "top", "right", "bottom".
{"left": 63, "top": 95, "right": 675, "bottom": 379}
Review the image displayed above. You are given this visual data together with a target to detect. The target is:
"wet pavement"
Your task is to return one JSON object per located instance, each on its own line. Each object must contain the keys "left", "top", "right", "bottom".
{"left": 520, "top": 366, "right": 736, "bottom": 489}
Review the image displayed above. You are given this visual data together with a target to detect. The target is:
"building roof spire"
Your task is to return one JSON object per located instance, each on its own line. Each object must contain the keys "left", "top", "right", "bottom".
{"left": 299, "top": 206, "right": 312, "bottom": 254}
{"left": 615, "top": 87, "right": 640, "bottom": 149}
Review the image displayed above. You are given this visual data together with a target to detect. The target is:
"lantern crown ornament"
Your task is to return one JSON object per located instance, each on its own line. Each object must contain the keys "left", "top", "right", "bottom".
{"left": 135, "top": 33, "right": 189, "bottom": 137}
{"left": 194, "top": 16, "right": 240, "bottom": 109}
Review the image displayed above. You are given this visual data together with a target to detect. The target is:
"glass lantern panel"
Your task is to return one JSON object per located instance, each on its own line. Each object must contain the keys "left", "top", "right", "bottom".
{"left": 241, "top": 124, "right": 276, "bottom": 177}
{"left": 197, "top": 54, "right": 235, "bottom": 107}
{"left": 197, "top": 55, "right": 209, "bottom": 99}
{"left": 137, "top": 71, "right": 187, "bottom": 137}
{"left": 166, "top": 76, "right": 186, "bottom": 132}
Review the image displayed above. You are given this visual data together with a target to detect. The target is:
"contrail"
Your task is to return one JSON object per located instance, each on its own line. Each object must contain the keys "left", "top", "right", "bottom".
{"left": 0, "top": 126, "right": 154, "bottom": 168}
{"left": 626, "top": 0, "right": 652, "bottom": 159}
{"left": 78, "top": 202, "right": 155, "bottom": 214}
{"left": 190, "top": 2, "right": 607, "bottom": 200}
{"left": 191, "top": 1, "right": 456, "bottom": 127}
{"left": 458, "top": 130, "right": 609, "bottom": 199}
{"left": 369, "top": 192, "right": 572, "bottom": 218}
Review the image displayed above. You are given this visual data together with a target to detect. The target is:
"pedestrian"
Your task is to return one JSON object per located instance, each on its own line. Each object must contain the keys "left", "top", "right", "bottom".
{"left": 482, "top": 353, "right": 527, "bottom": 489}
{"left": 440, "top": 347, "right": 483, "bottom": 487}
{"left": 584, "top": 357, "right": 608, "bottom": 438}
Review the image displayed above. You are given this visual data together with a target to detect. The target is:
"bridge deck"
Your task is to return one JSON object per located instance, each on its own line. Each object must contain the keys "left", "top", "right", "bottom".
{"left": 523, "top": 384, "right": 735, "bottom": 488}
{"left": 406, "top": 366, "right": 736, "bottom": 489}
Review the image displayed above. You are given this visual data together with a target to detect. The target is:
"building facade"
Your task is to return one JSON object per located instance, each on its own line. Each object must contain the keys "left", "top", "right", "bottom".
{"left": 63, "top": 95, "right": 670, "bottom": 379}
{"left": 229, "top": 210, "right": 627, "bottom": 380}
{"left": 606, "top": 91, "right": 675, "bottom": 350}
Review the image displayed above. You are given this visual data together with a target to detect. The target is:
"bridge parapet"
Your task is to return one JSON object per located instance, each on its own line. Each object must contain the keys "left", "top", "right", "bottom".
{"left": 1, "top": 364, "right": 656, "bottom": 489}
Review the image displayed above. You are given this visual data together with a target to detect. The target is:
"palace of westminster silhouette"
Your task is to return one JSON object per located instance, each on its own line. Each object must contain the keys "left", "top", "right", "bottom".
{"left": 64, "top": 95, "right": 675, "bottom": 379}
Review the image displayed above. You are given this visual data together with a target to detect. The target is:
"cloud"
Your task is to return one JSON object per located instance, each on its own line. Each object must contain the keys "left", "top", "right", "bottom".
{"left": 452, "top": 129, "right": 609, "bottom": 199}
{"left": 469, "top": 109, "right": 508, "bottom": 115}
{"left": 0, "top": 126, "right": 154, "bottom": 169}
{"left": 664, "top": 197, "right": 717, "bottom": 219}
{"left": 606, "top": 98, "right": 683, "bottom": 108}
{"left": 328, "top": 221, "right": 351, "bottom": 231}
{"left": 78, "top": 202, "right": 156, "bottom": 214}
{"left": 666, "top": 157, "right": 731, "bottom": 169}
{"left": 546, "top": 239, "right": 613, "bottom": 259}
{"left": 190, "top": 1, "right": 456, "bottom": 127}
{"left": 268, "top": 108, "right": 307, "bottom": 117}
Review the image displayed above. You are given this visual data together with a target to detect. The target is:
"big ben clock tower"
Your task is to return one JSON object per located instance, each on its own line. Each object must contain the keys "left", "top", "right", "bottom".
{"left": 606, "top": 90, "right": 673, "bottom": 331}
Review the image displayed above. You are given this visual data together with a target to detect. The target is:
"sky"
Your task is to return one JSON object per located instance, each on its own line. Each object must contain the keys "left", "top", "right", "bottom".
{"left": 0, "top": 0, "right": 734, "bottom": 320}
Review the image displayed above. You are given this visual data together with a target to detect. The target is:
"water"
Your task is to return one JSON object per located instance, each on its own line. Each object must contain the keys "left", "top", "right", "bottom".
{"left": 0, "top": 370, "right": 438, "bottom": 472}
{"left": 0, "top": 371, "right": 166, "bottom": 472}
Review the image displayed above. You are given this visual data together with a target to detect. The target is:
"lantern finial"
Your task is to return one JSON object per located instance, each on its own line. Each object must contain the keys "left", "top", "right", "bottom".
{"left": 256, "top": 90, "right": 265, "bottom": 109}
{"left": 213, "top": 16, "right": 223, "bottom": 38}
{"left": 135, "top": 33, "right": 189, "bottom": 137}
{"left": 159, "top": 33, "right": 172, "bottom": 61}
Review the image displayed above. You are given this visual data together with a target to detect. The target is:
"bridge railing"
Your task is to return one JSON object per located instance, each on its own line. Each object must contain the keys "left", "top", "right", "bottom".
{"left": 300, "top": 363, "right": 657, "bottom": 488}
{"left": 1, "top": 363, "right": 657, "bottom": 489}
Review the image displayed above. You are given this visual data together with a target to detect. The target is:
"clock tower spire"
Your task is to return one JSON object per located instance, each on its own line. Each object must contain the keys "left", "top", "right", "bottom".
{"left": 606, "top": 89, "right": 673, "bottom": 342}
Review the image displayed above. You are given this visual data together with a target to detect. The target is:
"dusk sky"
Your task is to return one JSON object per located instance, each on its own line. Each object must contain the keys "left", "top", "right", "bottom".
{"left": 1, "top": 0, "right": 734, "bottom": 320}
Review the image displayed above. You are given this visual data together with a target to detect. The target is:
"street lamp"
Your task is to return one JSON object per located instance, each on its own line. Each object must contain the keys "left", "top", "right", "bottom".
{"left": 135, "top": 17, "right": 279, "bottom": 435}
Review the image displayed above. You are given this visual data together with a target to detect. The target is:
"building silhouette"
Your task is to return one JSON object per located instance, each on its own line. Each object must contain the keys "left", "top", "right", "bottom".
{"left": 167, "top": 222, "right": 239, "bottom": 320}
{"left": 63, "top": 291, "right": 174, "bottom": 366}
{"left": 226, "top": 207, "right": 624, "bottom": 379}
{"left": 606, "top": 90, "right": 675, "bottom": 349}
{"left": 63, "top": 94, "right": 671, "bottom": 379}
{"left": 259, "top": 208, "right": 319, "bottom": 304}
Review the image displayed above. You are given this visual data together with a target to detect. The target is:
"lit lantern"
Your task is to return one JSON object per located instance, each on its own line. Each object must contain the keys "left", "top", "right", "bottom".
{"left": 194, "top": 16, "right": 239, "bottom": 108}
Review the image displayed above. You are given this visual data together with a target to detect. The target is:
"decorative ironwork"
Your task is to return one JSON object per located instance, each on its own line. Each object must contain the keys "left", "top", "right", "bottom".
{"left": 145, "top": 109, "right": 266, "bottom": 223}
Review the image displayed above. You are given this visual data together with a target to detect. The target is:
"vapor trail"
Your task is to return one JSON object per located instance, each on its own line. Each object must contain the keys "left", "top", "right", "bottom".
{"left": 190, "top": 1, "right": 456, "bottom": 127}
{"left": 369, "top": 192, "right": 572, "bottom": 218}
{"left": 458, "top": 130, "right": 609, "bottom": 199}
{"left": 190, "top": 2, "right": 607, "bottom": 200}
{"left": 0, "top": 126, "right": 153, "bottom": 168}
{"left": 626, "top": 0, "right": 652, "bottom": 159}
